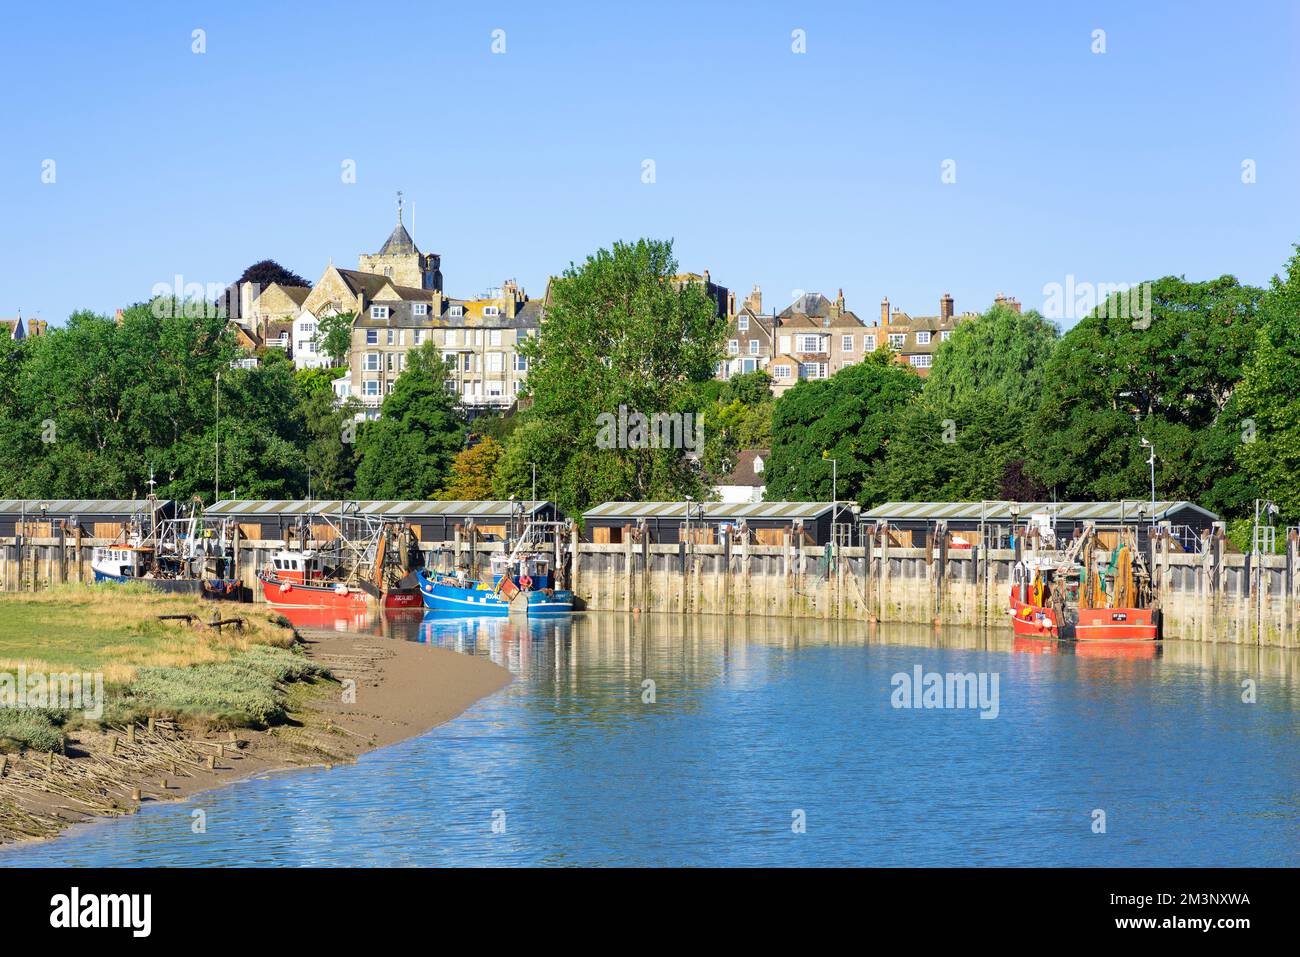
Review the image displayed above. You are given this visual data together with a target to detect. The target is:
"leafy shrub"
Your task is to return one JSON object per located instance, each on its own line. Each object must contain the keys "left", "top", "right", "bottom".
{"left": 125, "top": 646, "right": 330, "bottom": 728}
{"left": 0, "top": 708, "right": 67, "bottom": 753}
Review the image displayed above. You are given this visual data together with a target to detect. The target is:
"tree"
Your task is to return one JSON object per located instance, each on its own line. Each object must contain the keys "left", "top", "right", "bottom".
{"left": 353, "top": 341, "right": 465, "bottom": 499}
{"left": 0, "top": 299, "right": 310, "bottom": 501}
{"left": 315, "top": 312, "right": 355, "bottom": 366}
{"left": 874, "top": 304, "right": 1059, "bottom": 501}
{"left": 1235, "top": 246, "right": 1300, "bottom": 520}
{"left": 438, "top": 436, "right": 504, "bottom": 500}
{"left": 216, "top": 259, "right": 312, "bottom": 319}
{"left": 497, "top": 238, "right": 726, "bottom": 514}
{"left": 697, "top": 371, "right": 774, "bottom": 480}
{"left": 765, "top": 353, "right": 921, "bottom": 503}
{"left": 1028, "top": 275, "right": 1263, "bottom": 511}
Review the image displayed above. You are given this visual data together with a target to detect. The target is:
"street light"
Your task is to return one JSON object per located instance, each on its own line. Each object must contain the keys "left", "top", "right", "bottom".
{"left": 1139, "top": 437, "right": 1156, "bottom": 522}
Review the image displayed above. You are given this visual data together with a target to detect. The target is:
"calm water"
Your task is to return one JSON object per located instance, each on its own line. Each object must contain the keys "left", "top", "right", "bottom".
{"left": 4, "top": 612, "right": 1299, "bottom": 867}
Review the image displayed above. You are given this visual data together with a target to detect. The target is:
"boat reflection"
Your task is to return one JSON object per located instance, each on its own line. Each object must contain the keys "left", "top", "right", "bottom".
{"left": 1012, "top": 634, "right": 1161, "bottom": 660}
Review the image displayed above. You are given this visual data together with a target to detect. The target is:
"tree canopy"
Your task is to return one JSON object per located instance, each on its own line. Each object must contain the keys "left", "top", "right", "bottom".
{"left": 494, "top": 238, "right": 726, "bottom": 514}
{"left": 353, "top": 342, "right": 465, "bottom": 499}
{"left": 765, "top": 352, "right": 921, "bottom": 503}
{"left": 1028, "top": 275, "right": 1263, "bottom": 512}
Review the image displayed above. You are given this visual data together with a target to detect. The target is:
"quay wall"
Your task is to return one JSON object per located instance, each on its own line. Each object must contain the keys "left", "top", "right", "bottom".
{"left": 2, "top": 524, "right": 1297, "bottom": 647}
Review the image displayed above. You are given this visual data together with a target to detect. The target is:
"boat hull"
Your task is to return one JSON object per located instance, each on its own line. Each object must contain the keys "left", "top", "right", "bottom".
{"left": 259, "top": 572, "right": 371, "bottom": 609}
{"left": 416, "top": 569, "right": 573, "bottom": 616}
{"left": 93, "top": 570, "right": 248, "bottom": 601}
{"left": 1010, "top": 601, "right": 1159, "bottom": 642}
{"left": 1074, "top": 606, "right": 1160, "bottom": 642}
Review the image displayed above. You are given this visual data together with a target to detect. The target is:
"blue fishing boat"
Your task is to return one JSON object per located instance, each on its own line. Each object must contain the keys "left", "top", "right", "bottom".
{"left": 417, "top": 548, "right": 574, "bottom": 617}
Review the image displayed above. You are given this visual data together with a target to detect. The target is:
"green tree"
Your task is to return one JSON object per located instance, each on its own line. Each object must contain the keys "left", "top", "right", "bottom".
{"left": 497, "top": 238, "right": 726, "bottom": 513}
{"left": 1029, "top": 275, "right": 1263, "bottom": 512}
{"left": 875, "top": 304, "right": 1059, "bottom": 501}
{"left": 1235, "top": 246, "right": 1300, "bottom": 520}
{"left": 765, "top": 352, "right": 921, "bottom": 503}
{"left": 353, "top": 342, "right": 465, "bottom": 499}
{"left": 438, "top": 436, "right": 504, "bottom": 500}
{"left": 314, "top": 312, "right": 355, "bottom": 367}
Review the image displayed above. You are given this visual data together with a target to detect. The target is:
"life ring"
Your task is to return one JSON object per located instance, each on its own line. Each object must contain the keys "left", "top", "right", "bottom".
{"left": 280, "top": 582, "right": 291, "bottom": 593}
{"left": 334, "top": 583, "right": 349, "bottom": 595}
{"left": 519, "top": 575, "right": 533, "bottom": 590}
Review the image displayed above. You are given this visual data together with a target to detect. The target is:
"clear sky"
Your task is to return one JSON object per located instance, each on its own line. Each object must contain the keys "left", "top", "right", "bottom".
{"left": 2, "top": 0, "right": 1297, "bottom": 328}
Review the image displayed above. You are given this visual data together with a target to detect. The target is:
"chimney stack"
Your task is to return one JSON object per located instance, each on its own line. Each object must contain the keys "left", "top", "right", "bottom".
{"left": 835, "top": 288, "right": 845, "bottom": 314}
{"left": 745, "top": 284, "right": 762, "bottom": 314}
{"left": 940, "top": 293, "right": 954, "bottom": 323}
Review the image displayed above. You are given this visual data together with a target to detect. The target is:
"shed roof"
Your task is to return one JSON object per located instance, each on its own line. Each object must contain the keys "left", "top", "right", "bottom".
{"left": 584, "top": 501, "right": 834, "bottom": 521}
{"left": 206, "top": 499, "right": 552, "bottom": 519}
{"left": 861, "top": 501, "right": 1218, "bottom": 523}
{"left": 0, "top": 499, "right": 169, "bottom": 515}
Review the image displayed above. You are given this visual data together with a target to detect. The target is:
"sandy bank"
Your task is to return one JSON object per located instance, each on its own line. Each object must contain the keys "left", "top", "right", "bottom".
{"left": 0, "top": 631, "right": 510, "bottom": 846}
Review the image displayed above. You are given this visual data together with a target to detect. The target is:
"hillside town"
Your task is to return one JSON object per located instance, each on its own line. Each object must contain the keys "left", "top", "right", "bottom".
{"left": 212, "top": 195, "right": 1020, "bottom": 414}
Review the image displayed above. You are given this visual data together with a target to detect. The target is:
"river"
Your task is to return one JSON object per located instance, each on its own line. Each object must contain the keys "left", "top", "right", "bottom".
{"left": 4, "top": 612, "right": 1299, "bottom": 866}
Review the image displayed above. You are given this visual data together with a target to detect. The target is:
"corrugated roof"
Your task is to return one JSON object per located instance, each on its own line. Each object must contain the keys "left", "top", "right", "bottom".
{"left": 861, "top": 501, "right": 1218, "bottom": 523}
{"left": 584, "top": 501, "right": 834, "bottom": 521}
{"left": 0, "top": 499, "right": 170, "bottom": 515}
{"left": 205, "top": 500, "right": 551, "bottom": 519}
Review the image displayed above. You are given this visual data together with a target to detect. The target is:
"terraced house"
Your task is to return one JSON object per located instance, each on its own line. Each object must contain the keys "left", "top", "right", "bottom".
{"left": 876, "top": 293, "right": 995, "bottom": 376}
{"left": 720, "top": 285, "right": 777, "bottom": 379}
{"left": 768, "top": 290, "right": 868, "bottom": 395}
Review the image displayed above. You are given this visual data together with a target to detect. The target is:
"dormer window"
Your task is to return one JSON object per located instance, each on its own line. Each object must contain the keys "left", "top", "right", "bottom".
{"left": 449, "top": 305, "right": 463, "bottom": 318}
{"left": 370, "top": 305, "right": 389, "bottom": 320}
{"left": 483, "top": 306, "right": 500, "bottom": 317}
{"left": 915, "top": 331, "right": 931, "bottom": 345}
{"left": 412, "top": 303, "right": 428, "bottom": 316}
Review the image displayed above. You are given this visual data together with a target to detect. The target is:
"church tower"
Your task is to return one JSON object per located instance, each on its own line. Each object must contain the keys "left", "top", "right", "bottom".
{"left": 358, "top": 192, "right": 443, "bottom": 290}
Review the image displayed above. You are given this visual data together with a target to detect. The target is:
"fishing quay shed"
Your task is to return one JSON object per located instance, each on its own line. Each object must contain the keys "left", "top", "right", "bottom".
{"left": 860, "top": 501, "right": 1219, "bottom": 551}
{"left": 203, "top": 499, "right": 563, "bottom": 544}
{"left": 0, "top": 498, "right": 175, "bottom": 590}
{"left": 582, "top": 501, "right": 839, "bottom": 546}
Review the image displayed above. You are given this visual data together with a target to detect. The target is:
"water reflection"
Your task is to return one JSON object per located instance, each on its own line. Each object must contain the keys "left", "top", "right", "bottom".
{"left": 5, "top": 610, "right": 1298, "bottom": 867}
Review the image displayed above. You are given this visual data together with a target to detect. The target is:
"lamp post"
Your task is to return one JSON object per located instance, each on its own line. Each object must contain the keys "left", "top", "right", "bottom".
{"left": 214, "top": 371, "right": 222, "bottom": 502}
{"left": 1139, "top": 437, "right": 1156, "bottom": 527}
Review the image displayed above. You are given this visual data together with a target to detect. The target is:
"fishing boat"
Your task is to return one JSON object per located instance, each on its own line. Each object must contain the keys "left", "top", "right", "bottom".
{"left": 1008, "top": 525, "right": 1161, "bottom": 642}
{"left": 257, "top": 518, "right": 423, "bottom": 611}
{"left": 418, "top": 523, "right": 574, "bottom": 617}
{"left": 91, "top": 500, "right": 246, "bottom": 601}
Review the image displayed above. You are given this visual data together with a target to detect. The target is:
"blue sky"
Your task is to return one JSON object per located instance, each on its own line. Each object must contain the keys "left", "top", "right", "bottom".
{"left": 2, "top": 0, "right": 1297, "bottom": 328}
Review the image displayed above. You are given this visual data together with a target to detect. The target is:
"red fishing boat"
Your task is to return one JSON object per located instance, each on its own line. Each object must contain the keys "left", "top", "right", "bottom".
{"left": 1007, "top": 526, "right": 1161, "bottom": 643}
{"left": 258, "top": 549, "right": 422, "bottom": 609}
{"left": 257, "top": 518, "right": 423, "bottom": 611}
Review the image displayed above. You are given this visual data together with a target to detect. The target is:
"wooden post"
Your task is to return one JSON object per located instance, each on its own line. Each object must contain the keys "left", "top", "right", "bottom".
{"left": 569, "top": 522, "right": 581, "bottom": 604}
{"left": 623, "top": 531, "right": 634, "bottom": 612}
{"left": 879, "top": 522, "right": 891, "bottom": 622}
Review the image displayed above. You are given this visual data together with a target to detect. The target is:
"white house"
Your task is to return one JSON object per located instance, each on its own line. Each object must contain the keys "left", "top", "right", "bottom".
{"left": 292, "top": 309, "right": 331, "bottom": 370}
{"left": 714, "top": 449, "right": 767, "bottom": 504}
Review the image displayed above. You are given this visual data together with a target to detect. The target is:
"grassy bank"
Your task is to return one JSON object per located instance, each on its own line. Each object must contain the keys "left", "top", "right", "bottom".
{"left": 0, "top": 584, "right": 330, "bottom": 752}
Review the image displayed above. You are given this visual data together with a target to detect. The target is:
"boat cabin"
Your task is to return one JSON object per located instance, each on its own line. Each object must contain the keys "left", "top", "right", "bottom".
{"left": 91, "top": 545, "right": 154, "bottom": 579}
{"left": 268, "top": 549, "right": 325, "bottom": 584}
{"left": 489, "top": 552, "right": 552, "bottom": 588}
